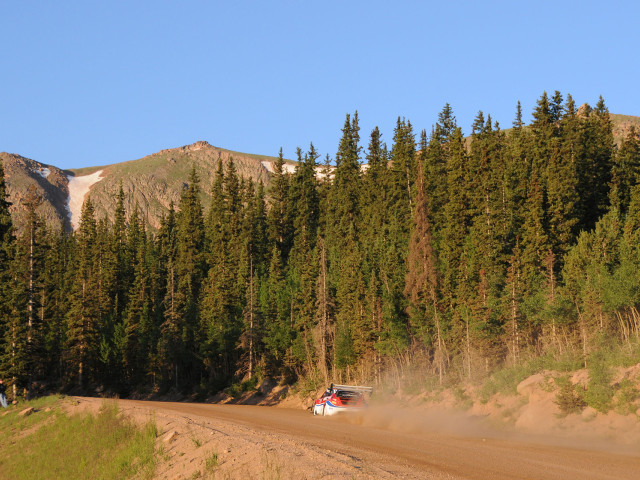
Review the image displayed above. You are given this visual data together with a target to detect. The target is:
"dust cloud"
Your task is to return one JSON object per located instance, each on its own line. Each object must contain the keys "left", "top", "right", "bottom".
{"left": 328, "top": 403, "right": 493, "bottom": 438}
{"left": 325, "top": 401, "right": 640, "bottom": 457}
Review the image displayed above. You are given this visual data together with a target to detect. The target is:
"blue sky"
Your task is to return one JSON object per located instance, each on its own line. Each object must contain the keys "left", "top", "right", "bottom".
{"left": 1, "top": 1, "right": 639, "bottom": 169}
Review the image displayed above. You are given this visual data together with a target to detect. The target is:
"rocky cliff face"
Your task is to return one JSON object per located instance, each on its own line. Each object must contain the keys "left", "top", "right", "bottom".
{"left": 1, "top": 141, "right": 289, "bottom": 232}
{"left": 0, "top": 152, "right": 71, "bottom": 232}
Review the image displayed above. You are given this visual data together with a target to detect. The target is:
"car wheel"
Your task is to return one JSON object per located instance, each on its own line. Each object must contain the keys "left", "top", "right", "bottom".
{"left": 312, "top": 405, "right": 317, "bottom": 415}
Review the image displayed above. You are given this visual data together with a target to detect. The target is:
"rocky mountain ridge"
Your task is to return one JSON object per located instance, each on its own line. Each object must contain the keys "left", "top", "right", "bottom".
{"left": 0, "top": 141, "right": 289, "bottom": 232}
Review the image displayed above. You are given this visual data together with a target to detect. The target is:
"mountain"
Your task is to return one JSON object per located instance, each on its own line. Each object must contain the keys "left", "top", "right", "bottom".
{"left": 0, "top": 141, "right": 297, "bottom": 232}
{"left": 1, "top": 113, "right": 639, "bottom": 232}
{"left": 611, "top": 113, "right": 640, "bottom": 144}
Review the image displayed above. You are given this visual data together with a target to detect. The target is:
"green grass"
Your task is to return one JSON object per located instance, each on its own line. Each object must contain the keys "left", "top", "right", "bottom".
{"left": 0, "top": 397, "right": 157, "bottom": 480}
{"left": 204, "top": 451, "right": 219, "bottom": 472}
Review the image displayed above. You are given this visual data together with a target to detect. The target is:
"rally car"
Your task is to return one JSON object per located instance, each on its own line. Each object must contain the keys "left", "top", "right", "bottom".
{"left": 312, "top": 383, "right": 373, "bottom": 416}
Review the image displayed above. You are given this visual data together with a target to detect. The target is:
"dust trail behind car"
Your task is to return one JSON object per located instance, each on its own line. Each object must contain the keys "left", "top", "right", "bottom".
{"left": 327, "top": 400, "right": 640, "bottom": 457}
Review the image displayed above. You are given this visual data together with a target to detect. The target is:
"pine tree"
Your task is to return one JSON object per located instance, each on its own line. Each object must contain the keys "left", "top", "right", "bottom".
{"left": 239, "top": 181, "right": 268, "bottom": 379}
{"left": 245, "top": 181, "right": 268, "bottom": 272}
{"left": 4, "top": 248, "right": 28, "bottom": 397}
{"left": 440, "top": 127, "right": 470, "bottom": 306}
{"left": 267, "top": 148, "right": 293, "bottom": 262}
{"left": 422, "top": 130, "right": 447, "bottom": 231}
{"left": 610, "top": 128, "right": 640, "bottom": 214}
{"left": 65, "top": 198, "right": 99, "bottom": 386}
{"left": 314, "top": 237, "right": 334, "bottom": 383}
{"left": 546, "top": 134, "right": 580, "bottom": 261}
{"left": 286, "top": 145, "right": 322, "bottom": 375}
{"left": 327, "top": 113, "right": 362, "bottom": 251}
{"left": 325, "top": 113, "right": 367, "bottom": 378}
{"left": 159, "top": 166, "right": 205, "bottom": 389}
{"left": 39, "top": 223, "right": 71, "bottom": 383}
{"left": 519, "top": 172, "right": 548, "bottom": 288}
{"left": 405, "top": 165, "right": 447, "bottom": 382}
{"left": 20, "top": 186, "right": 44, "bottom": 396}
{"left": 289, "top": 145, "right": 320, "bottom": 250}
{"left": 288, "top": 232, "right": 318, "bottom": 374}
{"left": 200, "top": 160, "right": 248, "bottom": 383}
{"left": 112, "top": 183, "right": 131, "bottom": 329}
{"left": 531, "top": 91, "right": 556, "bottom": 181}
{"left": 588, "top": 97, "right": 614, "bottom": 224}
{"left": 388, "top": 117, "right": 416, "bottom": 226}
{"left": 0, "top": 160, "right": 15, "bottom": 396}
{"left": 359, "top": 126, "right": 399, "bottom": 377}
{"left": 513, "top": 101, "right": 524, "bottom": 129}
{"left": 262, "top": 245, "right": 292, "bottom": 372}
{"left": 503, "top": 247, "right": 523, "bottom": 365}
{"left": 123, "top": 205, "right": 152, "bottom": 386}
{"left": 360, "top": 126, "right": 388, "bottom": 252}
{"left": 434, "top": 103, "right": 457, "bottom": 143}
{"left": 550, "top": 90, "right": 564, "bottom": 123}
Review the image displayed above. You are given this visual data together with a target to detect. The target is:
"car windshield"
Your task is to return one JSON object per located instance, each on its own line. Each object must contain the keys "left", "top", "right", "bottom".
{"left": 335, "top": 390, "right": 363, "bottom": 400}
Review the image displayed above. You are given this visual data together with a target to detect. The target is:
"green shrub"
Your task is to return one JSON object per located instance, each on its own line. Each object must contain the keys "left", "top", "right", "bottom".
{"left": 226, "top": 376, "right": 260, "bottom": 399}
{"left": 554, "top": 376, "right": 586, "bottom": 416}
{"left": 615, "top": 379, "right": 639, "bottom": 415}
{"left": 584, "top": 353, "right": 614, "bottom": 413}
{"left": 453, "top": 386, "right": 473, "bottom": 410}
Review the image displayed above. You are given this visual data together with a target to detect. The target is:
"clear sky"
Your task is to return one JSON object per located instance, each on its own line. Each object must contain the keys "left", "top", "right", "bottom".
{"left": 2, "top": 1, "right": 639, "bottom": 169}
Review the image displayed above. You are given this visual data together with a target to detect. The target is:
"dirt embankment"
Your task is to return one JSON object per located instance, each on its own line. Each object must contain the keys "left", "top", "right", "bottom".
{"left": 467, "top": 365, "right": 640, "bottom": 445}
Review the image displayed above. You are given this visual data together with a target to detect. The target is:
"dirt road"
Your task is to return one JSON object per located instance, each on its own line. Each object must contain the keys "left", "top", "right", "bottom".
{"left": 77, "top": 397, "right": 640, "bottom": 479}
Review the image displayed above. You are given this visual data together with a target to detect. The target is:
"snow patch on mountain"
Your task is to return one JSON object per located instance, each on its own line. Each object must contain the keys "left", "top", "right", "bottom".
{"left": 260, "top": 161, "right": 297, "bottom": 174}
{"left": 66, "top": 170, "right": 104, "bottom": 229}
{"left": 37, "top": 167, "right": 51, "bottom": 178}
{"left": 260, "top": 161, "right": 275, "bottom": 173}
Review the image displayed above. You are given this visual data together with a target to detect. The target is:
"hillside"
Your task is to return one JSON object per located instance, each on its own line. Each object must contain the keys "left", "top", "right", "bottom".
{"left": 612, "top": 113, "right": 640, "bottom": 144}
{"left": 0, "top": 141, "right": 296, "bottom": 232}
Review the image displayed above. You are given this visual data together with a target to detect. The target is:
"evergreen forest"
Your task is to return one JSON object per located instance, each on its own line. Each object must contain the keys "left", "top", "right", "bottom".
{"left": 2, "top": 91, "right": 640, "bottom": 400}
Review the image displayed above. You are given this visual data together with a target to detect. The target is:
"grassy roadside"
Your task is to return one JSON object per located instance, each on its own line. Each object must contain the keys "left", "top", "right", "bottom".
{"left": 0, "top": 396, "right": 157, "bottom": 480}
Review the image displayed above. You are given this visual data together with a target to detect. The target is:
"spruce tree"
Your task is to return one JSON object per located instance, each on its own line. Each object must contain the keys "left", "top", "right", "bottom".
{"left": 19, "top": 186, "right": 44, "bottom": 396}
{"left": 262, "top": 245, "right": 292, "bottom": 372}
{"left": 611, "top": 127, "right": 640, "bottom": 214}
{"left": 267, "top": 148, "right": 293, "bottom": 262}
{"left": 0, "top": 160, "right": 15, "bottom": 395}
{"left": 159, "top": 166, "right": 205, "bottom": 389}
{"left": 405, "top": 165, "right": 447, "bottom": 382}
{"left": 65, "top": 198, "right": 99, "bottom": 387}
{"left": 440, "top": 127, "right": 470, "bottom": 307}
{"left": 123, "top": 205, "right": 152, "bottom": 387}
{"left": 40, "top": 223, "right": 71, "bottom": 383}
{"left": 388, "top": 117, "right": 416, "bottom": 227}
{"left": 325, "top": 113, "right": 366, "bottom": 378}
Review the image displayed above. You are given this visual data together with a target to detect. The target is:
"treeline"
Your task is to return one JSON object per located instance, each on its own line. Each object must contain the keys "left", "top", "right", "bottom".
{"left": 1, "top": 91, "right": 640, "bottom": 398}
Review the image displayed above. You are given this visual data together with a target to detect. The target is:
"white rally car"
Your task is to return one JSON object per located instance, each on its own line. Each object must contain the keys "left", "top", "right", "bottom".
{"left": 312, "top": 384, "right": 373, "bottom": 416}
